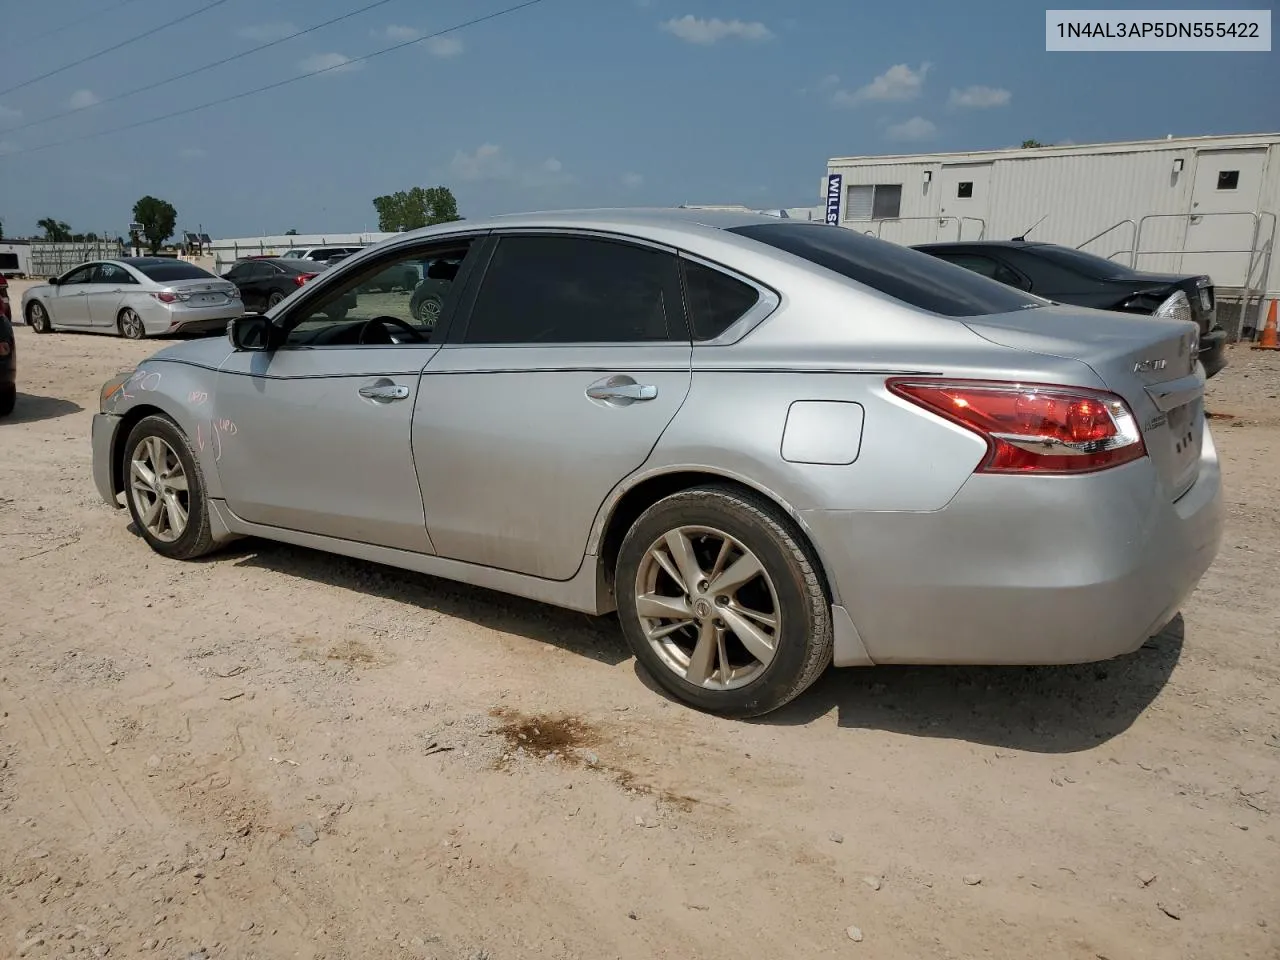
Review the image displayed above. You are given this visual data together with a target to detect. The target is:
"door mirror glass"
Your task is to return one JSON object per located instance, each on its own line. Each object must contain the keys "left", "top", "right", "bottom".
{"left": 229, "top": 314, "right": 272, "bottom": 351}
{"left": 48, "top": 276, "right": 60, "bottom": 285}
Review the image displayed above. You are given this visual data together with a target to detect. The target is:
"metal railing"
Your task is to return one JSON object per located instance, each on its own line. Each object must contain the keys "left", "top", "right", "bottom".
{"left": 849, "top": 215, "right": 987, "bottom": 242}
{"left": 28, "top": 240, "right": 126, "bottom": 277}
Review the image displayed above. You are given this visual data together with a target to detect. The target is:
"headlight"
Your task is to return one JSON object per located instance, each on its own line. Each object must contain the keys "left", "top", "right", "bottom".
{"left": 1153, "top": 290, "right": 1192, "bottom": 323}
{"left": 100, "top": 370, "right": 134, "bottom": 412}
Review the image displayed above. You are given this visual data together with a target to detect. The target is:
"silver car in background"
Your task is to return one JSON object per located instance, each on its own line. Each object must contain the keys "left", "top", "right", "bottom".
{"left": 23, "top": 258, "right": 242, "bottom": 339}
{"left": 89, "top": 209, "right": 1223, "bottom": 717}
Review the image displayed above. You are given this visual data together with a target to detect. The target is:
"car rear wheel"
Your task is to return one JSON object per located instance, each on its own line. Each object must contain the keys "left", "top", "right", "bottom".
{"left": 615, "top": 484, "right": 832, "bottom": 717}
{"left": 117, "top": 308, "right": 146, "bottom": 340}
{"left": 267, "top": 291, "right": 285, "bottom": 308}
{"left": 27, "top": 302, "right": 51, "bottom": 333}
{"left": 122, "top": 414, "right": 217, "bottom": 560}
{"left": 414, "top": 295, "right": 442, "bottom": 327}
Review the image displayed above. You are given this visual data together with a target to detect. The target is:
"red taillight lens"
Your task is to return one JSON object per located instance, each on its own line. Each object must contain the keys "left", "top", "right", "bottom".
{"left": 887, "top": 379, "right": 1147, "bottom": 474}
{"left": 295, "top": 273, "right": 317, "bottom": 286}
{"left": 152, "top": 291, "right": 179, "bottom": 303}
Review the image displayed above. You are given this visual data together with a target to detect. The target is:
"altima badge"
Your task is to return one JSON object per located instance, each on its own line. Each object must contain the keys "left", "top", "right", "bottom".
{"left": 1133, "top": 358, "right": 1168, "bottom": 374}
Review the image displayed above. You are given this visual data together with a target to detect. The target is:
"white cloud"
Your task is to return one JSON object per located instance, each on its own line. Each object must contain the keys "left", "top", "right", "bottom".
{"left": 949, "top": 85, "right": 1011, "bottom": 109}
{"left": 832, "top": 62, "right": 930, "bottom": 106}
{"left": 68, "top": 89, "right": 100, "bottom": 109}
{"left": 373, "top": 25, "right": 463, "bottom": 56}
{"left": 886, "top": 116, "right": 937, "bottom": 142}
{"left": 450, "top": 144, "right": 571, "bottom": 187}
{"left": 0, "top": 103, "right": 23, "bottom": 123}
{"left": 237, "top": 22, "right": 297, "bottom": 42}
{"left": 660, "top": 15, "right": 773, "bottom": 44}
{"left": 179, "top": 146, "right": 207, "bottom": 159}
{"left": 451, "top": 143, "right": 512, "bottom": 181}
{"left": 375, "top": 24, "right": 421, "bottom": 42}
{"left": 298, "top": 52, "right": 361, "bottom": 75}
{"left": 621, "top": 171, "right": 644, "bottom": 189}
{"left": 424, "top": 35, "right": 463, "bottom": 57}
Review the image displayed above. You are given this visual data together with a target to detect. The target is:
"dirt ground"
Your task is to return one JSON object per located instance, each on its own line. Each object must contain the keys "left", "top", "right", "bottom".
{"left": 2, "top": 292, "right": 1278, "bottom": 960}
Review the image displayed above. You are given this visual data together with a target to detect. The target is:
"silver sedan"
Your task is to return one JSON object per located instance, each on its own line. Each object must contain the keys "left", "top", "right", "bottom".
{"left": 89, "top": 209, "right": 1223, "bottom": 717}
{"left": 23, "top": 257, "right": 242, "bottom": 339}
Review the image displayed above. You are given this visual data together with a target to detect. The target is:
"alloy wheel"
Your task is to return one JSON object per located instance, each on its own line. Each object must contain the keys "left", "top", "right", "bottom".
{"left": 119, "top": 309, "right": 144, "bottom": 339}
{"left": 633, "top": 525, "right": 781, "bottom": 690}
{"left": 129, "top": 436, "right": 190, "bottom": 542}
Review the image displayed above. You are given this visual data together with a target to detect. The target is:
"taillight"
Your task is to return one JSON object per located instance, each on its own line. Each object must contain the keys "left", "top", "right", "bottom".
{"left": 887, "top": 379, "right": 1147, "bottom": 474}
{"left": 1153, "top": 289, "right": 1192, "bottom": 323}
{"left": 151, "top": 291, "right": 189, "bottom": 303}
{"left": 295, "top": 273, "right": 317, "bottom": 286}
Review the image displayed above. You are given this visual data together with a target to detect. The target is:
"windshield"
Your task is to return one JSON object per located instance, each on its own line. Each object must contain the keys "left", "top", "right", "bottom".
{"left": 132, "top": 261, "right": 218, "bottom": 282}
{"left": 729, "top": 222, "right": 1043, "bottom": 318}
{"left": 1026, "top": 244, "right": 1134, "bottom": 279}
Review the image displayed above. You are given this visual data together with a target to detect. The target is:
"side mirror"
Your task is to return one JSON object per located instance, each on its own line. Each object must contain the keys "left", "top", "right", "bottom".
{"left": 228, "top": 313, "right": 272, "bottom": 351}
{"left": 48, "top": 276, "right": 60, "bottom": 286}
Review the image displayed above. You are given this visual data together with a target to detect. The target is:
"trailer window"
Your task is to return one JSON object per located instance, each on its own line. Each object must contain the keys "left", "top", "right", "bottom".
{"left": 1217, "top": 170, "right": 1239, "bottom": 190}
{"left": 957, "top": 181, "right": 974, "bottom": 199}
{"left": 844, "top": 184, "right": 902, "bottom": 221}
{"left": 730, "top": 222, "right": 1043, "bottom": 318}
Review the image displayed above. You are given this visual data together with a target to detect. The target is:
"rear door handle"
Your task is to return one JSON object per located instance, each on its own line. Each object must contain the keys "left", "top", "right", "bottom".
{"left": 586, "top": 375, "right": 658, "bottom": 405}
{"left": 359, "top": 383, "right": 410, "bottom": 402}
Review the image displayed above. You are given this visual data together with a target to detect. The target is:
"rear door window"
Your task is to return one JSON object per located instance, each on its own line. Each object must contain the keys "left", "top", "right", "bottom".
{"left": 729, "top": 223, "right": 1042, "bottom": 317}
{"left": 463, "top": 235, "right": 686, "bottom": 344}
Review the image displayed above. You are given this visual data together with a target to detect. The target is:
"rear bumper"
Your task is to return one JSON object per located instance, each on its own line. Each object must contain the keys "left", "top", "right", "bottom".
{"left": 805, "top": 430, "right": 1224, "bottom": 666}
{"left": 136, "top": 299, "right": 241, "bottom": 336}
{"left": 1199, "top": 327, "right": 1227, "bottom": 379}
{"left": 92, "top": 413, "right": 124, "bottom": 507}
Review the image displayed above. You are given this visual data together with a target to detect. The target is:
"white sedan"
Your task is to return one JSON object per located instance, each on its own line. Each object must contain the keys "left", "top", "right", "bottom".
{"left": 22, "top": 257, "right": 242, "bottom": 340}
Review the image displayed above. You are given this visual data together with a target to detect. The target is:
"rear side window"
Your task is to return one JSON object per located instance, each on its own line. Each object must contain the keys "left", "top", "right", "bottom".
{"left": 465, "top": 235, "right": 684, "bottom": 344}
{"left": 681, "top": 259, "right": 760, "bottom": 340}
{"left": 134, "top": 261, "right": 217, "bottom": 282}
{"left": 728, "top": 222, "right": 1042, "bottom": 318}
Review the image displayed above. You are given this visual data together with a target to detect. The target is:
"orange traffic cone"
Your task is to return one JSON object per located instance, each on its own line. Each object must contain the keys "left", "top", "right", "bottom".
{"left": 1254, "top": 299, "right": 1279, "bottom": 351}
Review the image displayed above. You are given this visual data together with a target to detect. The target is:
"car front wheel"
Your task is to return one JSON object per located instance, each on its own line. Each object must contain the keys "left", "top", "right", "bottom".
{"left": 122, "top": 415, "right": 217, "bottom": 560}
{"left": 615, "top": 484, "right": 832, "bottom": 718}
{"left": 27, "top": 302, "right": 51, "bottom": 333}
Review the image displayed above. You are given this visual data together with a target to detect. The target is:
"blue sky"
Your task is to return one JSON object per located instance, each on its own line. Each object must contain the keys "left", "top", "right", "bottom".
{"left": 0, "top": 0, "right": 1274, "bottom": 239}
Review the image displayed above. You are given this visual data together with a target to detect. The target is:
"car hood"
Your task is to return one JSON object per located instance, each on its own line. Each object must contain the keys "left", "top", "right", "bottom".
{"left": 147, "top": 335, "right": 236, "bottom": 369}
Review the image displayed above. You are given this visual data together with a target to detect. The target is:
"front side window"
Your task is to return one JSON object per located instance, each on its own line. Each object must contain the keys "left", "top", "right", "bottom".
{"left": 283, "top": 240, "right": 474, "bottom": 347}
{"left": 729, "top": 222, "right": 1042, "bottom": 318}
{"left": 60, "top": 265, "right": 95, "bottom": 285}
{"left": 464, "top": 235, "right": 683, "bottom": 344}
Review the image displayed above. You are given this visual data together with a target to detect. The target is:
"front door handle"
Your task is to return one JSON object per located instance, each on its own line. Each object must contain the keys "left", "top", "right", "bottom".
{"left": 586, "top": 376, "right": 658, "bottom": 405}
{"left": 359, "top": 383, "right": 410, "bottom": 402}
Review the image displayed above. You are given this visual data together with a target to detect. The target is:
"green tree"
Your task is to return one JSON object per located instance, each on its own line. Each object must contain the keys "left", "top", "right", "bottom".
{"left": 372, "top": 186, "right": 461, "bottom": 232}
{"left": 37, "top": 218, "right": 73, "bottom": 242}
{"left": 1021, "top": 139, "right": 1046, "bottom": 149}
{"left": 132, "top": 196, "right": 178, "bottom": 253}
{"left": 285, "top": 228, "right": 298, "bottom": 235}
{"left": 0, "top": 218, "right": 4, "bottom": 240}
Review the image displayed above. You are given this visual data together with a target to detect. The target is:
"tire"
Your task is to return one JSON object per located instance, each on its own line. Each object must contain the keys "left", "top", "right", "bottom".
{"left": 27, "top": 301, "right": 51, "bottom": 333}
{"left": 267, "top": 291, "right": 285, "bottom": 309}
{"left": 615, "top": 484, "right": 832, "bottom": 718}
{"left": 413, "top": 295, "right": 442, "bottom": 327}
{"left": 117, "top": 308, "right": 146, "bottom": 340}
{"left": 0, "top": 384, "right": 14, "bottom": 418}
{"left": 122, "top": 414, "right": 217, "bottom": 561}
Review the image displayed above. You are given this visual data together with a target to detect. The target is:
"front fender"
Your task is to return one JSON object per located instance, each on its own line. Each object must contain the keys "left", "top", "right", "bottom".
{"left": 102, "top": 359, "right": 227, "bottom": 499}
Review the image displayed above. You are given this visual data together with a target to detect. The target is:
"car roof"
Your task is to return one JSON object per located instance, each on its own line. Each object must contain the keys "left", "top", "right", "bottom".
{"left": 389, "top": 207, "right": 785, "bottom": 245}
{"left": 913, "top": 240, "right": 1058, "bottom": 251}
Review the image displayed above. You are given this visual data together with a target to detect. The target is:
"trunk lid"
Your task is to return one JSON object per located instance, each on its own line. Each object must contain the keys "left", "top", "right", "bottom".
{"left": 161, "top": 277, "right": 240, "bottom": 306}
{"left": 965, "top": 305, "right": 1205, "bottom": 500}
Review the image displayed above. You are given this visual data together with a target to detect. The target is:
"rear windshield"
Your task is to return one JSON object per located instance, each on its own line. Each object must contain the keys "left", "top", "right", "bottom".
{"left": 133, "top": 261, "right": 218, "bottom": 282}
{"left": 728, "top": 222, "right": 1043, "bottom": 318}
{"left": 1025, "top": 243, "right": 1133, "bottom": 280}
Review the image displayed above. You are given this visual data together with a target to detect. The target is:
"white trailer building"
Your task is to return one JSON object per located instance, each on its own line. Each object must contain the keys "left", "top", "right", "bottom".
{"left": 823, "top": 132, "right": 1279, "bottom": 333}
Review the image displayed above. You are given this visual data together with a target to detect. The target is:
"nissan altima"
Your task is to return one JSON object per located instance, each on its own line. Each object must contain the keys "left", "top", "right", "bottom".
{"left": 90, "top": 209, "right": 1223, "bottom": 717}
{"left": 24, "top": 257, "right": 242, "bottom": 339}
